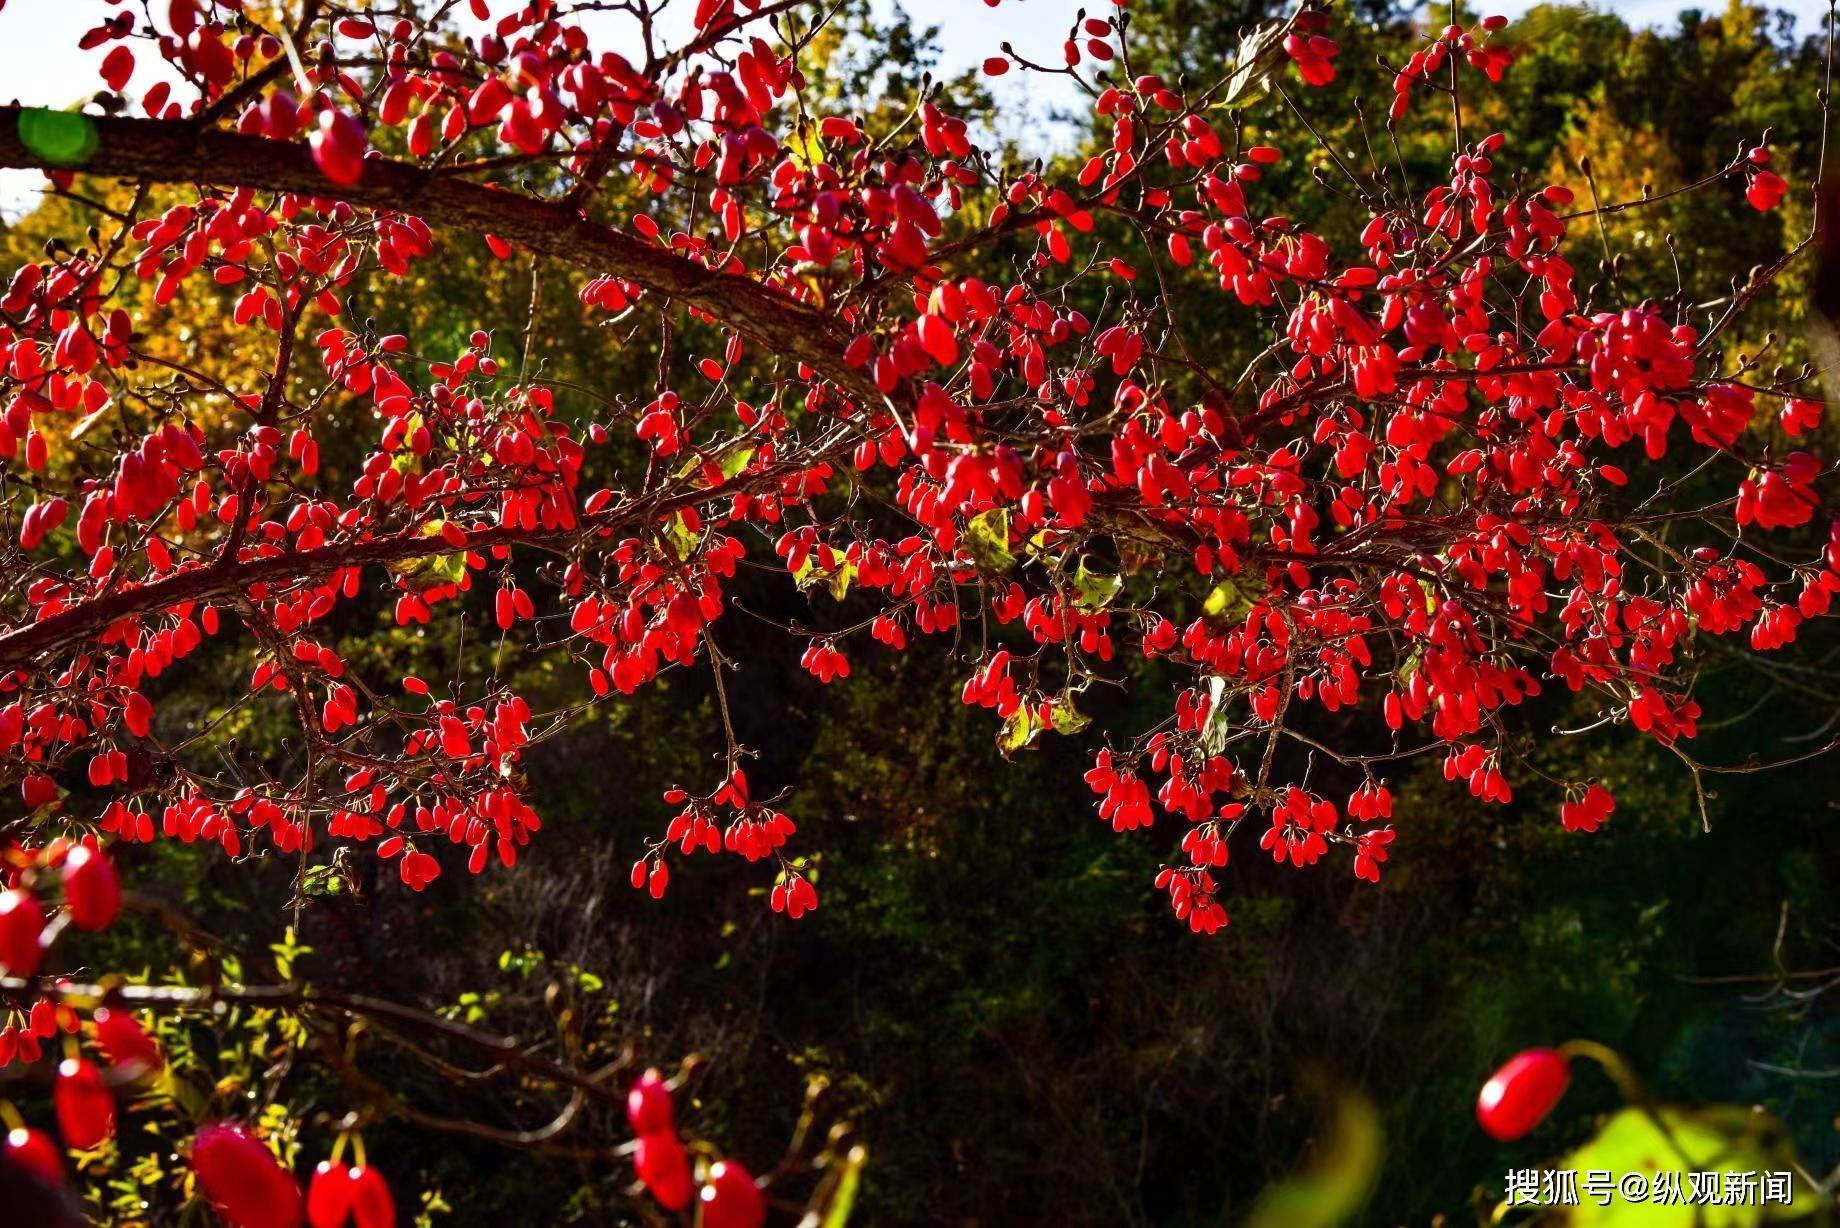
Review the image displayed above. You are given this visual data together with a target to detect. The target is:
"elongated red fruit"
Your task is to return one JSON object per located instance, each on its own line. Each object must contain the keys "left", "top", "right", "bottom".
{"left": 4, "top": 1125, "right": 63, "bottom": 1183}
{"left": 307, "top": 1162, "right": 354, "bottom": 1227}
{"left": 0, "top": 889, "right": 44, "bottom": 976}
{"left": 626, "top": 1068, "right": 674, "bottom": 1135}
{"left": 54, "top": 1058, "right": 114, "bottom": 1149}
{"left": 347, "top": 1165, "right": 395, "bottom": 1228}
{"left": 62, "top": 844, "right": 121, "bottom": 931}
{"left": 310, "top": 109, "right": 367, "bottom": 186}
{"left": 192, "top": 1123, "right": 303, "bottom": 1228}
{"left": 1477, "top": 1048, "right": 1571, "bottom": 1141}
{"left": 309, "top": 1161, "right": 394, "bottom": 1228}
{"left": 93, "top": 1006, "right": 163, "bottom": 1074}
{"left": 700, "top": 1159, "right": 766, "bottom": 1228}
{"left": 634, "top": 1131, "right": 692, "bottom": 1211}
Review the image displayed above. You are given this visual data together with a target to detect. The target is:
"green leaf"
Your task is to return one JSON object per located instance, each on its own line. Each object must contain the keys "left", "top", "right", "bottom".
{"left": 962, "top": 508, "right": 1016, "bottom": 573}
{"left": 391, "top": 519, "right": 467, "bottom": 588}
{"left": 998, "top": 706, "right": 1041, "bottom": 756}
{"left": 1049, "top": 695, "right": 1090, "bottom": 735}
{"left": 1214, "top": 20, "right": 1288, "bottom": 111}
{"left": 1198, "top": 675, "right": 1233, "bottom": 756}
{"left": 387, "top": 411, "right": 428, "bottom": 477}
{"left": 269, "top": 929, "right": 311, "bottom": 980}
{"left": 820, "top": 1145, "right": 867, "bottom": 1228}
{"left": 1073, "top": 558, "right": 1124, "bottom": 610}
{"left": 167, "top": 1068, "right": 208, "bottom": 1117}
{"left": 662, "top": 512, "right": 699, "bottom": 563}
{"left": 17, "top": 108, "right": 99, "bottom": 166}
{"left": 788, "top": 118, "right": 827, "bottom": 169}
{"left": 1203, "top": 575, "right": 1259, "bottom": 622}
{"left": 792, "top": 554, "right": 858, "bottom": 601}
{"left": 1395, "top": 645, "right": 1423, "bottom": 686}
{"left": 1559, "top": 1106, "right": 1821, "bottom": 1226}
{"left": 997, "top": 696, "right": 1087, "bottom": 757}
{"left": 1247, "top": 1086, "right": 1382, "bottom": 1228}
{"left": 717, "top": 444, "right": 756, "bottom": 480}
{"left": 300, "top": 864, "right": 344, "bottom": 897}
{"left": 430, "top": 553, "right": 467, "bottom": 586}
{"left": 674, "top": 442, "right": 756, "bottom": 484}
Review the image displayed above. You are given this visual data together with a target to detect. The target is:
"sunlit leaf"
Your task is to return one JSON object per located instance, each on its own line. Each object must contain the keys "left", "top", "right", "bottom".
{"left": 1073, "top": 558, "right": 1123, "bottom": 610}
{"left": 998, "top": 695, "right": 1088, "bottom": 757}
{"left": 998, "top": 706, "right": 1041, "bottom": 756}
{"left": 718, "top": 444, "right": 756, "bottom": 479}
{"left": 1247, "top": 1085, "right": 1381, "bottom": 1228}
{"left": 662, "top": 511, "right": 699, "bottom": 562}
{"left": 1203, "top": 577, "right": 1254, "bottom": 621}
{"left": 1559, "top": 1106, "right": 1821, "bottom": 1227}
{"left": 1199, "top": 675, "right": 1233, "bottom": 756}
{"left": 1214, "top": 20, "right": 1288, "bottom": 110}
{"left": 963, "top": 508, "right": 1016, "bottom": 573}
{"left": 820, "top": 1145, "right": 867, "bottom": 1228}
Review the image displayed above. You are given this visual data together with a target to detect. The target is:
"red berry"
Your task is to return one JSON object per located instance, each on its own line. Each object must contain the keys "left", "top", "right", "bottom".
{"left": 307, "top": 1162, "right": 354, "bottom": 1227}
{"left": 62, "top": 845, "right": 122, "bottom": 932}
{"left": 347, "top": 1166, "right": 395, "bottom": 1228}
{"left": 4, "top": 1126, "right": 63, "bottom": 1183}
{"left": 700, "top": 1159, "right": 766, "bottom": 1228}
{"left": 309, "top": 1161, "right": 394, "bottom": 1228}
{"left": 53, "top": 1058, "right": 115, "bottom": 1150}
{"left": 100, "top": 45, "right": 135, "bottom": 93}
{"left": 20, "top": 774, "right": 55, "bottom": 810}
{"left": 0, "top": 890, "right": 45, "bottom": 977}
{"left": 633, "top": 1131, "right": 692, "bottom": 1211}
{"left": 1477, "top": 1048, "right": 1571, "bottom": 1141}
{"left": 191, "top": 1123, "right": 304, "bottom": 1228}
{"left": 93, "top": 1006, "right": 163, "bottom": 1075}
{"left": 262, "top": 90, "right": 302, "bottom": 141}
{"left": 626, "top": 1068, "right": 674, "bottom": 1135}
{"left": 310, "top": 109, "right": 368, "bottom": 187}
{"left": 1746, "top": 168, "right": 1788, "bottom": 211}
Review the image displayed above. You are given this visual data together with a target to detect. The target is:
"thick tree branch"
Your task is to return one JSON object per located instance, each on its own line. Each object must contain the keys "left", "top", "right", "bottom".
{"left": 0, "top": 477, "right": 722, "bottom": 675}
{"left": 0, "top": 106, "right": 882, "bottom": 406}
{"left": 2, "top": 970, "right": 632, "bottom": 1109}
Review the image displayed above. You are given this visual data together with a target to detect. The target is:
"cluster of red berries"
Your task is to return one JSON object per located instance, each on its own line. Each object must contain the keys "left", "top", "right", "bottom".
{"left": 1745, "top": 147, "right": 1789, "bottom": 211}
{"left": 1284, "top": 9, "right": 1341, "bottom": 86}
{"left": 188, "top": 1124, "right": 396, "bottom": 1228}
{"left": 632, "top": 771, "right": 821, "bottom": 920}
{"left": 0, "top": 0, "right": 1826, "bottom": 950}
{"left": 1, "top": 837, "right": 397, "bottom": 1226}
{"left": 628, "top": 1069, "right": 766, "bottom": 1228}
{"left": 1154, "top": 866, "right": 1229, "bottom": 935}
{"left": 1559, "top": 784, "right": 1617, "bottom": 833}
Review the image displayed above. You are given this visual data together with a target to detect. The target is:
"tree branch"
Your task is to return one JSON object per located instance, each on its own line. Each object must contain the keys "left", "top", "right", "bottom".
{"left": 0, "top": 106, "right": 883, "bottom": 406}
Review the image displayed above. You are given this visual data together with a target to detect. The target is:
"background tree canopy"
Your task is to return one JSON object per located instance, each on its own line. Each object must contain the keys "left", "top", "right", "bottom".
{"left": 1, "top": 0, "right": 1837, "bottom": 1224}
